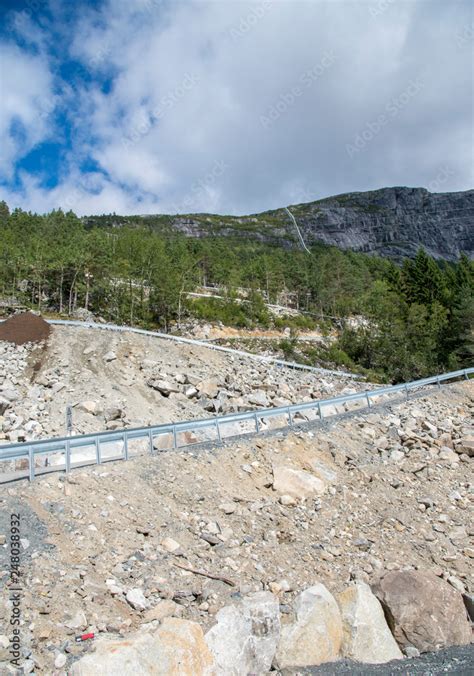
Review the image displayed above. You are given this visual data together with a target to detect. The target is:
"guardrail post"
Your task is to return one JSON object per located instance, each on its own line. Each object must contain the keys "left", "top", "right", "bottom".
{"left": 318, "top": 402, "right": 323, "bottom": 419}
{"left": 95, "top": 438, "right": 101, "bottom": 465}
{"left": 464, "top": 370, "right": 469, "bottom": 380}
{"left": 148, "top": 430, "right": 154, "bottom": 455}
{"left": 405, "top": 384, "right": 409, "bottom": 400}
{"left": 437, "top": 376, "right": 441, "bottom": 389}
{"left": 173, "top": 425, "right": 178, "bottom": 449}
{"left": 65, "top": 439, "right": 71, "bottom": 473}
{"left": 254, "top": 413, "right": 260, "bottom": 433}
{"left": 215, "top": 419, "right": 222, "bottom": 444}
{"left": 28, "top": 446, "right": 34, "bottom": 482}
{"left": 123, "top": 433, "right": 129, "bottom": 461}
{"left": 365, "top": 393, "right": 372, "bottom": 408}
{"left": 287, "top": 407, "right": 293, "bottom": 427}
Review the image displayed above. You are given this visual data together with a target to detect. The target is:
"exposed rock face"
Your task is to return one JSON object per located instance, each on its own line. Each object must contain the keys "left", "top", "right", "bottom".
{"left": 70, "top": 618, "right": 215, "bottom": 676}
{"left": 293, "top": 187, "right": 474, "bottom": 260}
{"left": 274, "top": 583, "right": 343, "bottom": 669}
{"left": 373, "top": 570, "right": 472, "bottom": 653}
{"left": 119, "top": 187, "right": 473, "bottom": 261}
{"left": 337, "top": 582, "right": 403, "bottom": 663}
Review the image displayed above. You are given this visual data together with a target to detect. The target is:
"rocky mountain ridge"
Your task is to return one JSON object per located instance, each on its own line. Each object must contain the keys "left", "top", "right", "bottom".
{"left": 88, "top": 186, "right": 474, "bottom": 261}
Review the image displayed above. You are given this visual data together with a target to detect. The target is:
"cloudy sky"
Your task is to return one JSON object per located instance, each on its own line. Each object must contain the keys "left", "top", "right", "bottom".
{"left": 0, "top": 0, "right": 472, "bottom": 216}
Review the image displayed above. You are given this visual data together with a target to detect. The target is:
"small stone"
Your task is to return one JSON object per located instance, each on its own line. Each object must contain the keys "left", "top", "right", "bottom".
{"left": 64, "top": 610, "right": 87, "bottom": 630}
{"left": 161, "top": 537, "right": 181, "bottom": 553}
{"left": 439, "top": 448, "right": 459, "bottom": 462}
{"left": 143, "top": 600, "right": 182, "bottom": 622}
{"left": 55, "top": 653, "right": 67, "bottom": 668}
{"left": 126, "top": 588, "right": 148, "bottom": 611}
{"left": 456, "top": 437, "right": 474, "bottom": 457}
{"left": 417, "top": 496, "right": 435, "bottom": 508}
{"left": 279, "top": 494, "right": 297, "bottom": 506}
{"left": 103, "top": 351, "right": 117, "bottom": 362}
{"left": 447, "top": 576, "right": 465, "bottom": 593}
{"left": 389, "top": 450, "right": 405, "bottom": 463}
{"left": 219, "top": 502, "right": 236, "bottom": 514}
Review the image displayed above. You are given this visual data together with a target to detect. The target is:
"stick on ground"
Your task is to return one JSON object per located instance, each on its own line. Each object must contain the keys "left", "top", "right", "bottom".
{"left": 174, "top": 561, "right": 236, "bottom": 587}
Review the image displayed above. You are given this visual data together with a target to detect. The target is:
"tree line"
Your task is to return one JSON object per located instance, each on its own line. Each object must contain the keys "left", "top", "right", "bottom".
{"left": 0, "top": 201, "right": 472, "bottom": 382}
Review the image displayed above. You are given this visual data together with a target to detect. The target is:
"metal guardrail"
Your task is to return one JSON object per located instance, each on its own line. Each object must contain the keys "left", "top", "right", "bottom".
{"left": 44, "top": 319, "right": 360, "bottom": 379}
{"left": 0, "top": 367, "right": 472, "bottom": 484}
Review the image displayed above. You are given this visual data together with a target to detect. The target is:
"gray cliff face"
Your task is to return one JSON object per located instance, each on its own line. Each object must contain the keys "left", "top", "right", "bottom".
{"left": 97, "top": 186, "right": 473, "bottom": 261}
{"left": 290, "top": 187, "right": 473, "bottom": 260}
{"left": 161, "top": 187, "right": 473, "bottom": 260}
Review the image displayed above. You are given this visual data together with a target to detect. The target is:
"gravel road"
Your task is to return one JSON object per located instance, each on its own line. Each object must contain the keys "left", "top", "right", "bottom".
{"left": 286, "top": 644, "right": 474, "bottom": 675}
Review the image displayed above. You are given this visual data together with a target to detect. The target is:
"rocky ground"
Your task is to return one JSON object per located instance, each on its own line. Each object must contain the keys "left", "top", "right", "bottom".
{"left": 0, "top": 377, "right": 472, "bottom": 674}
{"left": 0, "top": 324, "right": 363, "bottom": 446}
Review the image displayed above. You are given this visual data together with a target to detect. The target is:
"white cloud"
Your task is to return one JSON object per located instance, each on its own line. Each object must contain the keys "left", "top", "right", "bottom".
{"left": 2, "top": 0, "right": 473, "bottom": 214}
{"left": 0, "top": 41, "right": 55, "bottom": 179}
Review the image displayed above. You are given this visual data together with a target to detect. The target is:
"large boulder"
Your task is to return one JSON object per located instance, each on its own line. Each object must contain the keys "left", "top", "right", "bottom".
{"left": 274, "top": 583, "right": 342, "bottom": 669}
{"left": 205, "top": 591, "right": 280, "bottom": 675}
{"left": 373, "top": 570, "right": 472, "bottom": 653}
{"left": 337, "top": 582, "right": 403, "bottom": 663}
{"left": 70, "top": 618, "right": 215, "bottom": 675}
{"left": 272, "top": 465, "right": 326, "bottom": 501}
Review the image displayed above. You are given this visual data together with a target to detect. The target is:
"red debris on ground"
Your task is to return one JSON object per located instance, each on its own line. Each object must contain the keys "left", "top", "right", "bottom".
{"left": 0, "top": 312, "right": 51, "bottom": 345}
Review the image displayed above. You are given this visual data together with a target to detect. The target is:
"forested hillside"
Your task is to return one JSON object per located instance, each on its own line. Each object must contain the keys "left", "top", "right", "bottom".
{"left": 0, "top": 201, "right": 472, "bottom": 383}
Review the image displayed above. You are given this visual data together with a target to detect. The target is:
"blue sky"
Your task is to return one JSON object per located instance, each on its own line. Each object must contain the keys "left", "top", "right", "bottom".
{"left": 0, "top": 0, "right": 472, "bottom": 216}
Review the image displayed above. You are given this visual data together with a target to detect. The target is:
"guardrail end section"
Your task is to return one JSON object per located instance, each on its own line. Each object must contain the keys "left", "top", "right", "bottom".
{"left": 29, "top": 446, "right": 34, "bottom": 481}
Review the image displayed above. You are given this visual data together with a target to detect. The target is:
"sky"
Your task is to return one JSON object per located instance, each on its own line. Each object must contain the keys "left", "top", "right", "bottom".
{"left": 0, "top": 0, "right": 472, "bottom": 216}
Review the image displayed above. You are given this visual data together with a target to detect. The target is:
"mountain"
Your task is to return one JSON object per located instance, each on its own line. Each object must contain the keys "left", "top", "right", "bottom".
{"left": 288, "top": 187, "right": 473, "bottom": 260}
{"left": 85, "top": 187, "right": 474, "bottom": 260}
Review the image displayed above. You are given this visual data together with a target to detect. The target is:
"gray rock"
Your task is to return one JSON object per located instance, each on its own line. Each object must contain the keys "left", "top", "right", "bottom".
{"left": 205, "top": 591, "right": 280, "bottom": 675}
{"left": 246, "top": 390, "right": 270, "bottom": 407}
{"left": 197, "top": 379, "right": 219, "bottom": 399}
{"left": 337, "top": 582, "right": 403, "bottom": 664}
{"left": 126, "top": 588, "right": 148, "bottom": 611}
{"left": 273, "top": 464, "right": 326, "bottom": 500}
{"left": 70, "top": 618, "right": 214, "bottom": 675}
{"left": 148, "top": 379, "right": 179, "bottom": 396}
{"left": 164, "top": 187, "right": 474, "bottom": 261}
{"left": 456, "top": 437, "right": 474, "bottom": 457}
{"left": 275, "top": 583, "right": 343, "bottom": 668}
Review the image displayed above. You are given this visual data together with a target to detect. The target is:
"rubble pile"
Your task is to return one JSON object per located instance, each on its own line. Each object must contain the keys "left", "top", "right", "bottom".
{"left": 0, "top": 324, "right": 365, "bottom": 444}
{"left": 0, "top": 380, "right": 472, "bottom": 673}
